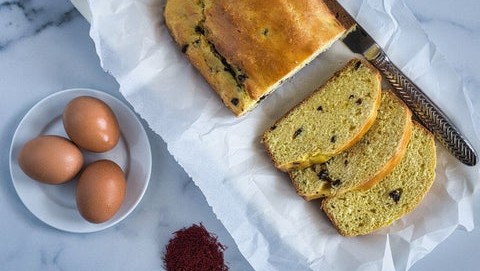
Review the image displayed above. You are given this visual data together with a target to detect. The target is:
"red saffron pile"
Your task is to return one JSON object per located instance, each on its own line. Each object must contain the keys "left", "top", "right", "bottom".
{"left": 163, "top": 223, "right": 229, "bottom": 271}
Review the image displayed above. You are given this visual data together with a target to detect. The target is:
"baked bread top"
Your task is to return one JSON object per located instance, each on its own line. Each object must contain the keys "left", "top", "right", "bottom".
{"left": 322, "top": 121, "right": 437, "bottom": 236}
{"left": 289, "top": 90, "right": 413, "bottom": 200}
{"left": 164, "top": 0, "right": 346, "bottom": 116}
{"left": 262, "top": 59, "right": 382, "bottom": 171}
{"left": 323, "top": 0, "right": 357, "bottom": 31}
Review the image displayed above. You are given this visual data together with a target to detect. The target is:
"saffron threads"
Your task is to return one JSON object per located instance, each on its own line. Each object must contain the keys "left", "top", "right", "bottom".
{"left": 163, "top": 223, "right": 229, "bottom": 271}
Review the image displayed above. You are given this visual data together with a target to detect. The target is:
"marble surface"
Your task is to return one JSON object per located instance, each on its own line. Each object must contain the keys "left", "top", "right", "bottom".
{"left": 0, "top": 0, "right": 478, "bottom": 270}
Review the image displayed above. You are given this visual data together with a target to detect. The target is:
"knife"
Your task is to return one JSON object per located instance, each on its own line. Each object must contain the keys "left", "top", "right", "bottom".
{"left": 324, "top": 0, "right": 477, "bottom": 166}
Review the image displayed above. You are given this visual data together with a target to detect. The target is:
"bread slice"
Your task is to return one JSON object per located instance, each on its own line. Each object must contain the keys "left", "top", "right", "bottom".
{"left": 322, "top": 122, "right": 436, "bottom": 236}
{"left": 289, "top": 90, "right": 413, "bottom": 200}
{"left": 164, "top": 0, "right": 347, "bottom": 116}
{"left": 262, "top": 59, "right": 382, "bottom": 172}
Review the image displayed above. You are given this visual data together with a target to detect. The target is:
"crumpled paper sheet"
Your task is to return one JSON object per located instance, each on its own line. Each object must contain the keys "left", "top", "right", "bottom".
{"left": 87, "top": 0, "right": 480, "bottom": 270}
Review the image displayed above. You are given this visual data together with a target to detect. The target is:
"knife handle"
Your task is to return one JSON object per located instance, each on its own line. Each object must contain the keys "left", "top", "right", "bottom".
{"left": 368, "top": 47, "right": 477, "bottom": 166}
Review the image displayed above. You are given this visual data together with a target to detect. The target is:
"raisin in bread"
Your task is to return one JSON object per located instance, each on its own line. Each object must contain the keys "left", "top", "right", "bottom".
{"left": 164, "top": 0, "right": 346, "bottom": 116}
{"left": 262, "top": 59, "right": 382, "bottom": 171}
{"left": 289, "top": 90, "right": 412, "bottom": 200}
{"left": 322, "top": 122, "right": 436, "bottom": 236}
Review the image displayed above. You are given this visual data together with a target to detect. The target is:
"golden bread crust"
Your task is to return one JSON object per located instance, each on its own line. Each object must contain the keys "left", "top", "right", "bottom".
{"left": 322, "top": 121, "right": 436, "bottom": 236}
{"left": 262, "top": 59, "right": 382, "bottom": 171}
{"left": 205, "top": 1, "right": 345, "bottom": 99}
{"left": 355, "top": 91, "right": 413, "bottom": 191}
{"left": 165, "top": 0, "right": 346, "bottom": 116}
{"left": 322, "top": 0, "right": 356, "bottom": 31}
{"left": 288, "top": 90, "right": 413, "bottom": 200}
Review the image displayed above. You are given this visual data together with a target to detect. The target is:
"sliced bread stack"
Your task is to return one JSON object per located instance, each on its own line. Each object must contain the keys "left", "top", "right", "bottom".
{"left": 262, "top": 59, "right": 382, "bottom": 171}
{"left": 322, "top": 122, "right": 436, "bottom": 236}
{"left": 262, "top": 59, "right": 437, "bottom": 236}
{"left": 289, "top": 91, "right": 412, "bottom": 200}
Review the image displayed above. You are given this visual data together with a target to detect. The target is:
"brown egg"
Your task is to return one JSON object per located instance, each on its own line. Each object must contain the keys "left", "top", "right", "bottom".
{"left": 63, "top": 96, "right": 120, "bottom": 153}
{"left": 76, "top": 160, "right": 126, "bottom": 224}
{"left": 18, "top": 135, "right": 84, "bottom": 184}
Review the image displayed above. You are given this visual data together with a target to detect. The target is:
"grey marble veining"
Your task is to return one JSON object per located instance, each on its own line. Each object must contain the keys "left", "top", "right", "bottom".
{"left": 0, "top": 1, "right": 253, "bottom": 270}
{"left": 0, "top": 0, "right": 77, "bottom": 49}
{"left": 0, "top": 0, "right": 479, "bottom": 270}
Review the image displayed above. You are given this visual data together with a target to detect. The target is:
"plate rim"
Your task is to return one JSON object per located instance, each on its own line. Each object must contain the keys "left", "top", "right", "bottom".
{"left": 9, "top": 87, "right": 152, "bottom": 233}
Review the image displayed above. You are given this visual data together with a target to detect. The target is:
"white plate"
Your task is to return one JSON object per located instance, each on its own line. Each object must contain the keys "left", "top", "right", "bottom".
{"left": 9, "top": 88, "right": 152, "bottom": 233}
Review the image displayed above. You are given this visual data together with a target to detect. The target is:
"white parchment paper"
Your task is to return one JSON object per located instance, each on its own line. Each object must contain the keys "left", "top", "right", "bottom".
{"left": 87, "top": 0, "right": 480, "bottom": 270}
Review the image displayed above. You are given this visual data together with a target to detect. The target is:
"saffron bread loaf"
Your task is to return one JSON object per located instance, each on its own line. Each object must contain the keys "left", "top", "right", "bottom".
{"left": 262, "top": 59, "right": 382, "bottom": 172}
{"left": 322, "top": 122, "right": 437, "bottom": 236}
{"left": 289, "top": 90, "right": 413, "bottom": 200}
{"left": 323, "top": 0, "right": 357, "bottom": 32}
{"left": 164, "top": 0, "right": 347, "bottom": 116}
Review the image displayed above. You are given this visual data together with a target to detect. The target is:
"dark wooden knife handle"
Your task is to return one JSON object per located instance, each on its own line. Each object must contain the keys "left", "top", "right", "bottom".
{"left": 370, "top": 49, "right": 477, "bottom": 166}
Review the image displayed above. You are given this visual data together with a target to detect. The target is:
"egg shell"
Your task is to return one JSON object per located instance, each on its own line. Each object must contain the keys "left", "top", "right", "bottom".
{"left": 18, "top": 135, "right": 84, "bottom": 184}
{"left": 76, "top": 159, "right": 126, "bottom": 224}
{"left": 63, "top": 96, "right": 120, "bottom": 153}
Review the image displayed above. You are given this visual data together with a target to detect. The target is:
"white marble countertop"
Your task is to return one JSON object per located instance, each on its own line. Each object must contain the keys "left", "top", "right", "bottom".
{"left": 0, "top": 0, "right": 479, "bottom": 270}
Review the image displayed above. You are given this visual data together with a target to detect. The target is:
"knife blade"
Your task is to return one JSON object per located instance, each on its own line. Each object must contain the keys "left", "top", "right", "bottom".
{"left": 324, "top": 0, "right": 477, "bottom": 166}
